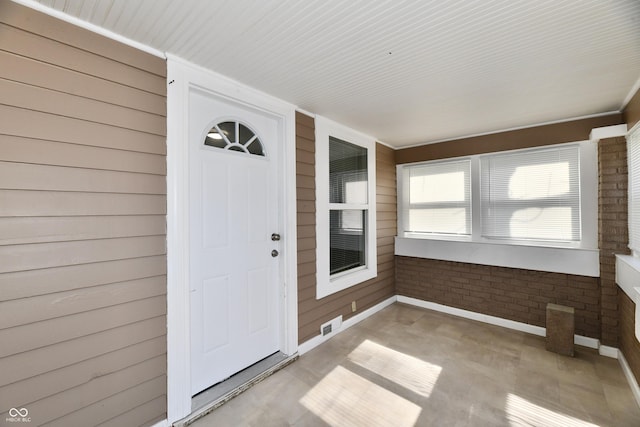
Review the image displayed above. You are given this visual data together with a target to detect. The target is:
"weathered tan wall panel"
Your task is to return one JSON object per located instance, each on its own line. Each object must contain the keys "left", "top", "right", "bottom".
{"left": 0, "top": 51, "right": 166, "bottom": 115}
{"left": 295, "top": 112, "right": 396, "bottom": 344}
{"left": 0, "top": 135, "right": 166, "bottom": 175}
{"left": 0, "top": 1, "right": 167, "bottom": 425}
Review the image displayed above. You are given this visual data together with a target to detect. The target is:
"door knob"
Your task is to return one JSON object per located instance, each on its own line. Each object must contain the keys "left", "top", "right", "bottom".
{"left": 271, "top": 233, "right": 281, "bottom": 241}
{"left": 271, "top": 250, "right": 279, "bottom": 257}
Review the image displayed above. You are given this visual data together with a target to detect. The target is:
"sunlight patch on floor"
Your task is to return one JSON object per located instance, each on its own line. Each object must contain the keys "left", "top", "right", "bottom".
{"left": 348, "top": 339, "right": 442, "bottom": 398}
{"left": 506, "top": 394, "right": 600, "bottom": 427}
{"left": 300, "top": 365, "right": 421, "bottom": 427}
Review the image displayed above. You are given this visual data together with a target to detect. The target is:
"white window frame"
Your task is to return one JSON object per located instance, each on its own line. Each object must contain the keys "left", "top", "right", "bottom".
{"left": 396, "top": 141, "right": 599, "bottom": 276}
{"left": 316, "top": 116, "right": 377, "bottom": 299}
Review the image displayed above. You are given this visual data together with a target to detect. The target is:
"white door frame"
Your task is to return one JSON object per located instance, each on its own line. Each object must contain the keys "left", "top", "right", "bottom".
{"left": 165, "top": 55, "right": 298, "bottom": 423}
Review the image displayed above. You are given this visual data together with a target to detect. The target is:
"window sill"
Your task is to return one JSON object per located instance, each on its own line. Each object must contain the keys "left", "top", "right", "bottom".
{"left": 395, "top": 237, "right": 599, "bottom": 277}
{"left": 615, "top": 255, "right": 640, "bottom": 343}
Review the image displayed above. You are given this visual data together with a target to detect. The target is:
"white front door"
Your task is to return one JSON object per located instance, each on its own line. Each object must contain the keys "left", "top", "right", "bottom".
{"left": 189, "top": 87, "right": 281, "bottom": 395}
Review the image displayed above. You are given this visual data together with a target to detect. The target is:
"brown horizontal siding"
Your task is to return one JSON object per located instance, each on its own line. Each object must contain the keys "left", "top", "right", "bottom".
{"left": 296, "top": 111, "right": 396, "bottom": 344}
{"left": 624, "top": 87, "right": 640, "bottom": 131}
{"left": 395, "top": 114, "right": 623, "bottom": 164}
{"left": 620, "top": 291, "right": 640, "bottom": 385}
{"left": 0, "top": 2, "right": 167, "bottom": 425}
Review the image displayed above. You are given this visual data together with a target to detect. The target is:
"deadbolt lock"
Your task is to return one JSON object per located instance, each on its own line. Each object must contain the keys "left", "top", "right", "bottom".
{"left": 271, "top": 233, "right": 281, "bottom": 241}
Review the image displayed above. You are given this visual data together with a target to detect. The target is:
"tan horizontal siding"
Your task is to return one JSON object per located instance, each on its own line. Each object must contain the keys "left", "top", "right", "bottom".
{"left": 1, "top": 276, "right": 166, "bottom": 328}
{"left": 0, "top": 191, "right": 166, "bottom": 216}
{"left": 0, "top": 78, "right": 166, "bottom": 135}
{"left": 0, "top": 162, "right": 166, "bottom": 194}
{"left": 1, "top": 236, "right": 166, "bottom": 273}
{"left": 20, "top": 357, "right": 166, "bottom": 426}
{"left": 0, "top": 105, "right": 166, "bottom": 154}
{"left": 48, "top": 377, "right": 166, "bottom": 427}
{"left": 0, "top": 215, "right": 166, "bottom": 246}
{"left": 1, "top": 315, "right": 166, "bottom": 387}
{"left": 0, "top": 51, "right": 166, "bottom": 115}
{"left": 0, "top": 256, "right": 167, "bottom": 301}
{"left": 0, "top": 135, "right": 166, "bottom": 175}
{"left": 0, "top": 2, "right": 167, "bottom": 424}
{"left": 296, "top": 111, "right": 396, "bottom": 344}
{"left": 0, "top": 23, "right": 165, "bottom": 95}
{"left": 0, "top": 335, "right": 166, "bottom": 405}
{"left": 0, "top": 295, "right": 166, "bottom": 358}
{"left": 0, "top": 0, "right": 165, "bottom": 77}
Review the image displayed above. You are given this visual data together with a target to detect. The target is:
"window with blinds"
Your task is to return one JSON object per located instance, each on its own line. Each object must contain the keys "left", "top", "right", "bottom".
{"left": 628, "top": 127, "right": 640, "bottom": 254}
{"left": 402, "top": 159, "right": 471, "bottom": 237}
{"left": 480, "top": 145, "right": 581, "bottom": 242}
{"left": 398, "top": 143, "right": 590, "bottom": 248}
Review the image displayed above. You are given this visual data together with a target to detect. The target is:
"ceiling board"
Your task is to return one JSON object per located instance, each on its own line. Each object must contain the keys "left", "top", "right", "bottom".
{"left": 29, "top": 0, "right": 640, "bottom": 147}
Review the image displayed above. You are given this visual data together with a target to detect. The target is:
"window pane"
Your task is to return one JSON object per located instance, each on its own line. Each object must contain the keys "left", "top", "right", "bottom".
{"left": 405, "top": 159, "right": 471, "bottom": 235}
{"left": 330, "top": 137, "right": 368, "bottom": 204}
{"left": 481, "top": 146, "right": 580, "bottom": 242}
{"left": 330, "top": 209, "right": 365, "bottom": 275}
{"left": 408, "top": 208, "right": 468, "bottom": 235}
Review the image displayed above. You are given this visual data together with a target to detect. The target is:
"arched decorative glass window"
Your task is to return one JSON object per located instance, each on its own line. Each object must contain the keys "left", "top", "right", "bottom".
{"left": 204, "top": 121, "right": 265, "bottom": 156}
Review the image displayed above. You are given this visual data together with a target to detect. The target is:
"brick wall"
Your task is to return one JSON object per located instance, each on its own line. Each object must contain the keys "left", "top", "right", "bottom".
{"left": 396, "top": 257, "right": 600, "bottom": 338}
{"left": 598, "top": 136, "right": 630, "bottom": 347}
{"left": 621, "top": 292, "right": 640, "bottom": 382}
{"left": 395, "top": 136, "right": 631, "bottom": 344}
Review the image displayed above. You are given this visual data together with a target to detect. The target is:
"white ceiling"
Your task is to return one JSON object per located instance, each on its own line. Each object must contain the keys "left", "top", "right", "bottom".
{"left": 29, "top": 0, "right": 640, "bottom": 148}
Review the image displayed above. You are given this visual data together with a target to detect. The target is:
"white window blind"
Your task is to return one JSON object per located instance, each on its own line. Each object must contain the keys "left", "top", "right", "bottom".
{"left": 480, "top": 145, "right": 581, "bottom": 242}
{"left": 628, "top": 127, "right": 640, "bottom": 254}
{"left": 403, "top": 159, "right": 471, "bottom": 236}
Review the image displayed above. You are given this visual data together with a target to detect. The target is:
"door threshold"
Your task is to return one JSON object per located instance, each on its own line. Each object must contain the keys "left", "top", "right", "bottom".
{"left": 175, "top": 352, "right": 298, "bottom": 426}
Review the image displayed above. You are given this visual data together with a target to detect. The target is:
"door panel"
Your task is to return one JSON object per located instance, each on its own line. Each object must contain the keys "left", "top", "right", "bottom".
{"left": 189, "top": 88, "right": 281, "bottom": 395}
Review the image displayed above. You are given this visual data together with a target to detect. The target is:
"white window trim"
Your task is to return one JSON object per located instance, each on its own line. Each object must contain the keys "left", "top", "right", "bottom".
{"left": 316, "top": 116, "right": 377, "bottom": 299}
{"left": 396, "top": 140, "right": 599, "bottom": 276}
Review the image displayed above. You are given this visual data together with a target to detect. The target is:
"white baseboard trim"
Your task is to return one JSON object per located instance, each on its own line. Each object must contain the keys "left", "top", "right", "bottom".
{"left": 397, "top": 296, "right": 605, "bottom": 351}
{"left": 151, "top": 420, "right": 168, "bottom": 427}
{"left": 599, "top": 345, "right": 619, "bottom": 359}
{"left": 298, "top": 296, "right": 397, "bottom": 355}
{"left": 619, "top": 351, "right": 640, "bottom": 408}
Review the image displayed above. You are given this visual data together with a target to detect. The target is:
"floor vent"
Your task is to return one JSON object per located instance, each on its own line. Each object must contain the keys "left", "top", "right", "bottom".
{"left": 320, "top": 315, "right": 343, "bottom": 337}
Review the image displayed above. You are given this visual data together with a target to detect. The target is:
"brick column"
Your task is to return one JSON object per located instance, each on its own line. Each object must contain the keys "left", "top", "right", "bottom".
{"left": 598, "top": 136, "right": 630, "bottom": 347}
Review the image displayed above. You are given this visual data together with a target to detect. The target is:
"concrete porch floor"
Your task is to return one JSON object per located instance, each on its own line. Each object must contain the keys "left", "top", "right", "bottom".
{"left": 191, "top": 303, "right": 640, "bottom": 426}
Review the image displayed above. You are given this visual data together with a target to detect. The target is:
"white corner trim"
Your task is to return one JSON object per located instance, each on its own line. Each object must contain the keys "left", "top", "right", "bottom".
{"left": 397, "top": 296, "right": 605, "bottom": 351}
{"left": 590, "top": 124, "right": 628, "bottom": 143}
{"left": 619, "top": 351, "right": 640, "bottom": 409}
{"left": 298, "top": 296, "right": 397, "bottom": 355}
{"left": 11, "top": 0, "right": 165, "bottom": 58}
